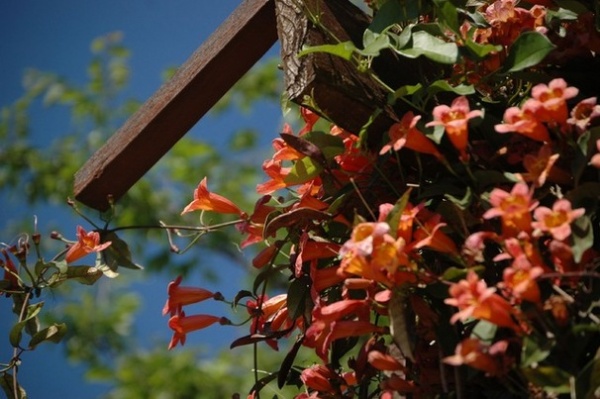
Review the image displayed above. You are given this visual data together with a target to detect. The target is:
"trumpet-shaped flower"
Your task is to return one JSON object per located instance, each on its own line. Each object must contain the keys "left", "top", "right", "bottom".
{"left": 444, "top": 270, "right": 519, "bottom": 330}
{"left": 519, "top": 144, "right": 563, "bottom": 187}
{"left": 529, "top": 78, "right": 579, "bottom": 125}
{"left": 444, "top": 338, "right": 510, "bottom": 376}
{"left": 162, "top": 276, "right": 220, "bottom": 316}
{"left": 380, "top": 112, "right": 443, "bottom": 159}
{"left": 532, "top": 198, "right": 585, "bottom": 241}
{"left": 483, "top": 183, "right": 538, "bottom": 237}
{"left": 495, "top": 103, "right": 550, "bottom": 142}
{"left": 65, "top": 226, "right": 112, "bottom": 263}
{"left": 426, "top": 96, "right": 482, "bottom": 162}
{"left": 502, "top": 255, "right": 543, "bottom": 303}
{"left": 168, "top": 312, "right": 230, "bottom": 349}
{"left": 182, "top": 177, "right": 245, "bottom": 216}
{"left": 568, "top": 97, "right": 600, "bottom": 133}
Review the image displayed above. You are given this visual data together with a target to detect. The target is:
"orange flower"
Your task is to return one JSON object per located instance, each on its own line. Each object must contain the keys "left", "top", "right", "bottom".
{"left": 426, "top": 96, "right": 482, "bottom": 162}
{"left": 495, "top": 103, "right": 550, "bottom": 142}
{"left": 300, "top": 365, "right": 337, "bottom": 393}
{"left": 444, "top": 270, "right": 520, "bottom": 330}
{"left": 367, "top": 350, "right": 406, "bottom": 371}
{"left": 502, "top": 255, "right": 543, "bottom": 303}
{"left": 518, "top": 144, "right": 565, "bottom": 187}
{"left": 411, "top": 213, "right": 459, "bottom": 255}
{"left": 530, "top": 78, "right": 579, "bottom": 125}
{"left": 181, "top": 177, "right": 245, "bottom": 216}
{"left": 380, "top": 111, "right": 443, "bottom": 159}
{"left": 168, "top": 312, "right": 229, "bottom": 349}
{"left": 65, "top": 225, "right": 112, "bottom": 263}
{"left": 532, "top": 198, "right": 585, "bottom": 241}
{"left": 162, "top": 276, "right": 220, "bottom": 316}
{"left": 444, "top": 338, "right": 510, "bottom": 376}
{"left": 483, "top": 183, "right": 538, "bottom": 237}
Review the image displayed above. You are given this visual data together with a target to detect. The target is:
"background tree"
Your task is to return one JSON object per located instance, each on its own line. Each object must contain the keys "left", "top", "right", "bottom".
{"left": 0, "top": 32, "right": 293, "bottom": 398}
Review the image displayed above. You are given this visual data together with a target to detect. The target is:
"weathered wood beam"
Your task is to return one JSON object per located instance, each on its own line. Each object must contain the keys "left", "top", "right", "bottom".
{"left": 74, "top": 0, "right": 277, "bottom": 211}
{"left": 275, "top": 0, "right": 426, "bottom": 146}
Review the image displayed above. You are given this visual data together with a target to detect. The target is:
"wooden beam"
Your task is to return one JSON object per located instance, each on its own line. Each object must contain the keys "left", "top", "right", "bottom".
{"left": 74, "top": 0, "right": 277, "bottom": 211}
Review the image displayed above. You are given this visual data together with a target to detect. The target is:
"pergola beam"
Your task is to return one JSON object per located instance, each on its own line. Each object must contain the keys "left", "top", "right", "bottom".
{"left": 74, "top": 0, "right": 277, "bottom": 211}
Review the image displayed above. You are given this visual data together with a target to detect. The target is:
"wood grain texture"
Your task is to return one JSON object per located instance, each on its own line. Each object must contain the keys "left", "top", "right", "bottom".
{"left": 275, "top": 0, "right": 427, "bottom": 147}
{"left": 74, "top": 0, "right": 277, "bottom": 210}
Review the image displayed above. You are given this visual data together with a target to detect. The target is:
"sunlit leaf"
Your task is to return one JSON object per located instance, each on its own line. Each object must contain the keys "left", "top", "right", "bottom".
{"left": 297, "top": 42, "right": 356, "bottom": 61}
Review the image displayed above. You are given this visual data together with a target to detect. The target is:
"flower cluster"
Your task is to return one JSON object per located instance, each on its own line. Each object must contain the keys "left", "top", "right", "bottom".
{"left": 164, "top": 0, "right": 600, "bottom": 397}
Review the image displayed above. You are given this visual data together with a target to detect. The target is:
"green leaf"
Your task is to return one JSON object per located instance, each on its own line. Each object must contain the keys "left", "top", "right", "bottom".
{"left": 369, "top": 0, "right": 427, "bottom": 32}
{"left": 570, "top": 215, "right": 594, "bottom": 263}
{"left": 522, "top": 366, "right": 572, "bottom": 394}
{"left": 464, "top": 39, "right": 503, "bottom": 59}
{"left": 386, "top": 188, "right": 413, "bottom": 238}
{"left": 297, "top": 42, "right": 356, "bottom": 61}
{"left": 66, "top": 265, "right": 103, "bottom": 285}
{"left": 503, "top": 31, "right": 555, "bottom": 73}
{"left": 287, "top": 275, "right": 311, "bottom": 321}
{"left": 521, "top": 335, "right": 552, "bottom": 367}
{"left": 283, "top": 157, "right": 323, "bottom": 185}
{"left": 389, "top": 287, "right": 415, "bottom": 361}
{"left": 302, "top": 130, "right": 344, "bottom": 160}
{"left": 396, "top": 30, "right": 458, "bottom": 64}
{"left": 359, "top": 30, "right": 391, "bottom": 57}
{"left": 0, "top": 373, "right": 26, "bottom": 399}
{"left": 427, "top": 79, "right": 475, "bottom": 96}
{"left": 101, "top": 231, "right": 143, "bottom": 270}
{"left": 471, "top": 320, "right": 497, "bottom": 344}
{"left": 434, "top": 0, "right": 459, "bottom": 33}
{"left": 442, "top": 265, "right": 484, "bottom": 281}
{"left": 28, "top": 323, "right": 67, "bottom": 349}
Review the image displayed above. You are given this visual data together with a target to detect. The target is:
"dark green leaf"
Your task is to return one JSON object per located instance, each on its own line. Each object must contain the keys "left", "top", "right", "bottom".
{"left": 286, "top": 275, "right": 311, "bottom": 321}
{"left": 389, "top": 287, "right": 415, "bottom": 361}
{"left": 521, "top": 335, "right": 552, "bottom": 367}
{"left": 101, "top": 231, "right": 143, "bottom": 270}
{"left": 66, "top": 265, "right": 103, "bottom": 285}
{"left": 263, "top": 207, "right": 331, "bottom": 238}
{"left": 0, "top": 373, "right": 26, "bottom": 399}
{"left": 503, "top": 31, "right": 555, "bottom": 73}
{"left": 386, "top": 188, "right": 413, "bottom": 238}
{"left": 434, "top": 0, "right": 459, "bottom": 33}
{"left": 522, "top": 366, "right": 572, "bottom": 393}
{"left": 28, "top": 323, "right": 67, "bottom": 349}
{"left": 233, "top": 290, "right": 254, "bottom": 309}
{"left": 278, "top": 335, "right": 304, "bottom": 389}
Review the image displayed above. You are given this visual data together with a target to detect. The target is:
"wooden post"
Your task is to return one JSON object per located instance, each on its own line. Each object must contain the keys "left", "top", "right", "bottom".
{"left": 74, "top": 0, "right": 277, "bottom": 211}
{"left": 275, "top": 0, "right": 424, "bottom": 145}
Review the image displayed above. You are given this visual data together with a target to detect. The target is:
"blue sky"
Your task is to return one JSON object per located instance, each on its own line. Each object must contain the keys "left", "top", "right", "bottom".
{"left": 1, "top": 1, "right": 283, "bottom": 397}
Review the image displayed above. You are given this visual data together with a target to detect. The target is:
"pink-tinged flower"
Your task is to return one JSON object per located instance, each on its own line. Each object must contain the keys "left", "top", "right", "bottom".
{"left": 462, "top": 231, "right": 499, "bottom": 264}
{"left": 181, "top": 177, "right": 245, "bottom": 216}
{"left": 426, "top": 96, "right": 482, "bottom": 162}
{"left": 380, "top": 112, "right": 443, "bottom": 159}
{"left": 532, "top": 198, "right": 585, "bottom": 241}
{"left": 495, "top": 104, "right": 550, "bottom": 142}
{"left": 502, "top": 254, "right": 543, "bottom": 303}
{"left": 168, "top": 312, "right": 229, "bottom": 349}
{"left": 483, "top": 183, "right": 538, "bottom": 237}
{"left": 162, "top": 276, "right": 220, "bottom": 316}
{"left": 444, "top": 270, "right": 520, "bottom": 330}
{"left": 590, "top": 139, "right": 600, "bottom": 168}
{"left": 65, "top": 225, "right": 112, "bottom": 263}
{"left": 530, "top": 78, "right": 579, "bottom": 125}
{"left": 568, "top": 97, "right": 600, "bottom": 133}
{"left": 444, "top": 338, "right": 510, "bottom": 376}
